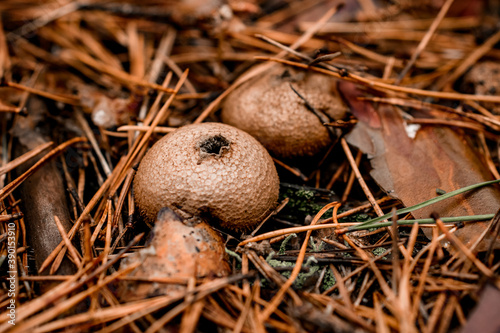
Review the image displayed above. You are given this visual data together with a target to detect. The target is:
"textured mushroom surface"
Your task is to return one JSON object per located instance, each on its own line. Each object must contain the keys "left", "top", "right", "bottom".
{"left": 133, "top": 122, "right": 280, "bottom": 229}
{"left": 221, "top": 65, "right": 347, "bottom": 158}
{"left": 119, "top": 208, "right": 230, "bottom": 301}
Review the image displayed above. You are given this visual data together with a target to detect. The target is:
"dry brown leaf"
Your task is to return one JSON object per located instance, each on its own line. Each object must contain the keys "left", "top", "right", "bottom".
{"left": 340, "top": 81, "right": 500, "bottom": 251}
{"left": 119, "top": 207, "right": 231, "bottom": 301}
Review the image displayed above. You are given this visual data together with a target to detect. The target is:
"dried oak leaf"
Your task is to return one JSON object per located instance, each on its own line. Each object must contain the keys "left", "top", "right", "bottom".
{"left": 339, "top": 81, "right": 500, "bottom": 251}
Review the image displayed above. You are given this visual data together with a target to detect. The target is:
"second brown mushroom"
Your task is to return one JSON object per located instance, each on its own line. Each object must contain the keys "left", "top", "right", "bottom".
{"left": 221, "top": 65, "right": 348, "bottom": 159}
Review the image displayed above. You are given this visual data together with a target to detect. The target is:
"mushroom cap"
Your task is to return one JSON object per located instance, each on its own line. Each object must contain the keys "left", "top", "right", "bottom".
{"left": 133, "top": 122, "right": 280, "bottom": 229}
{"left": 221, "top": 65, "right": 347, "bottom": 159}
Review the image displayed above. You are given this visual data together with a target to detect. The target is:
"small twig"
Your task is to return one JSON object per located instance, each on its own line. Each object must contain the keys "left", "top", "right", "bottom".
{"left": 255, "top": 56, "right": 500, "bottom": 103}
{"left": 433, "top": 213, "right": 494, "bottom": 278}
{"left": 341, "top": 138, "right": 385, "bottom": 217}
{"left": 0, "top": 137, "right": 86, "bottom": 202}
{"left": 395, "top": 0, "right": 455, "bottom": 84}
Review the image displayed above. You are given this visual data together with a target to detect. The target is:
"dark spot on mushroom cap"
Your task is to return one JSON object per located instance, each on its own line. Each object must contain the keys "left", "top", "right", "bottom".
{"left": 198, "top": 135, "right": 230, "bottom": 154}
{"left": 197, "top": 134, "right": 231, "bottom": 160}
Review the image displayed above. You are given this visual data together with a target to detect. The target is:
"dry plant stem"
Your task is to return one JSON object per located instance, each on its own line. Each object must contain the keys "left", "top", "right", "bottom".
{"left": 193, "top": 3, "right": 342, "bottom": 123}
{"left": 164, "top": 56, "right": 197, "bottom": 93}
{"left": 325, "top": 161, "right": 347, "bottom": 190}
{"left": 435, "top": 29, "right": 500, "bottom": 90}
{"left": 145, "top": 28, "right": 175, "bottom": 84}
{"left": 7, "top": 1, "right": 80, "bottom": 41}
{"left": 82, "top": 217, "right": 92, "bottom": 264}
{"left": 43, "top": 71, "right": 186, "bottom": 273}
{"left": 391, "top": 210, "right": 401, "bottom": 294}
{"left": 179, "top": 279, "right": 204, "bottom": 333}
{"left": 12, "top": 262, "right": 141, "bottom": 333}
{"left": 341, "top": 138, "right": 384, "bottom": 217}
{"left": 140, "top": 71, "right": 172, "bottom": 126}
{"left": 305, "top": 16, "right": 480, "bottom": 34}
{"left": 128, "top": 22, "right": 145, "bottom": 78}
{"left": 342, "top": 234, "right": 394, "bottom": 301}
{"left": 32, "top": 233, "right": 142, "bottom": 329}
{"left": 374, "top": 293, "right": 391, "bottom": 333}
{"left": 61, "top": 49, "right": 175, "bottom": 94}
{"left": 0, "top": 141, "right": 53, "bottom": 176}
{"left": 341, "top": 150, "right": 362, "bottom": 202}
{"left": 0, "top": 213, "right": 22, "bottom": 222}
{"left": 32, "top": 294, "right": 152, "bottom": 333}
{"left": 250, "top": 198, "right": 289, "bottom": 237}
{"left": 122, "top": 70, "right": 186, "bottom": 175}
{"left": 329, "top": 264, "right": 354, "bottom": 310}
{"left": 272, "top": 158, "right": 308, "bottom": 180}
{"left": 4, "top": 81, "right": 80, "bottom": 105}
{"left": 478, "top": 132, "right": 500, "bottom": 179}
{"left": 399, "top": 225, "right": 419, "bottom": 332}
{"left": 39, "top": 156, "right": 126, "bottom": 273}
{"left": 0, "top": 137, "right": 86, "bottom": 202}
{"left": 0, "top": 105, "right": 23, "bottom": 113}
{"left": 364, "top": 96, "right": 500, "bottom": 130}
{"left": 425, "top": 292, "right": 447, "bottom": 333}
{"left": 320, "top": 196, "right": 393, "bottom": 224}
{"left": 407, "top": 118, "right": 487, "bottom": 134}
{"left": 247, "top": 251, "right": 301, "bottom": 304}
{"left": 75, "top": 109, "right": 112, "bottom": 176}
{"left": 322, "top": 248, "right": 392, "bottom": 295}
{"left": 260, "top": 202, "right": 339, "bottom": 321}
{"left": 333, "top": 37, "right": 404, "bottom": 68}
{"left": 90, "top": 200, "right": 109, "bottom": 245}
{"left": 241, "top": 216, "right": 455, "bottom": 245}
{"left": 239, "top": 222, "right": 345, "bottom": 246}
{"left": 53, "top": 215, "right": 81, "bottom": 268}
{"left": 233, "top": 282, "right": 259, "bottom": 333}
{"left": 0, "top": 17, "right": 9, "bottom": 79}
{"left": 98, "top": 274, "right": 253, "bottom": 333}
{"left": 434, "top": 215, "right": 494, "bottom": 278}
{"left": 410, "top": 228, "right": 439, "bottom": 322}
{"left": 383, "top": 56, "right": 396, "bottom": 80}
{"left": 226, "top": 285, "right": 292, "bottom": 327}
{"left": 0, "top": 260, "right": 95, "bottom": 328}
{"left": 395, "top": 0, "right": 455, "bottom": 84}
{"left": 256, "top": 33, "right": 341, "bottom": 74}
{"left": 465, "top": 100, "right": 498, "bottom": 120}
{"left": 112, "top": 168, "right": 135, "bottom": 230}
{"left": 118, "top": 125, "right": 176, "bottom": 133}
{"left": 98, "top": 206, "right": 113, "bottom": 287}
{"left": 256, "top": 57, "right": 500, "bottom": 103}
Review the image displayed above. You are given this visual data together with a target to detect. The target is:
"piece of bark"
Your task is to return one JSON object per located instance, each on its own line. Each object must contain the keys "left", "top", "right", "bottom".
{"left": 119, "top": 208, "right": 230, "bottom": 301}
{"left": 12, "top": 98, "right": 76, "bottom": 277}
{"left": 340, "top": 81, "right": 500, "bottom": 251}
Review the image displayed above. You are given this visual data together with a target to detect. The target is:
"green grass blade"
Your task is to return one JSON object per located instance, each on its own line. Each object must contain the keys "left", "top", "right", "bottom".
{"left": 347, "top": 179, "right": 500, "bottom": 231}
{"left": 348, "top": 214, "right": 494, "bottom": 232}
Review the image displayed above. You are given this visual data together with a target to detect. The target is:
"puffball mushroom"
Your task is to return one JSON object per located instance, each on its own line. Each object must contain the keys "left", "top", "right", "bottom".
{"left": 221, "top": 65, "right": 348, "bottom": 159}
{"left": 119, "top": 208, "right": 230, "bottom": 301}
{"left": 133, "top": 122, "right": 280, "bottom": 230}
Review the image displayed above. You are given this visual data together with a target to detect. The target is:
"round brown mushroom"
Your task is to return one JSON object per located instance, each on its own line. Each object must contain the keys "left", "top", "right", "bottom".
{"left": 133, "top": 122, "right": 280, "bottom": 230}
{"left": 221, "top": 65, "right": 347, "bottom": 159}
